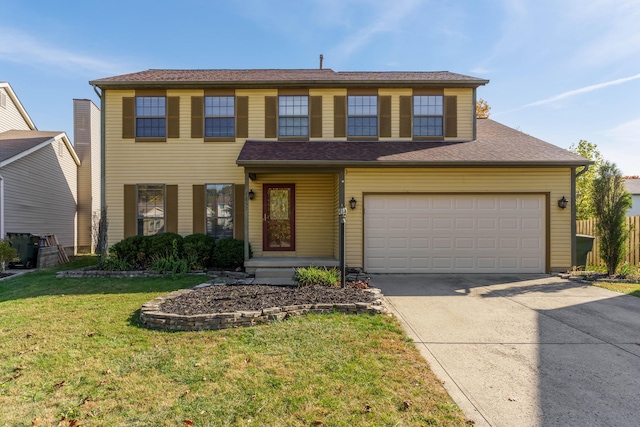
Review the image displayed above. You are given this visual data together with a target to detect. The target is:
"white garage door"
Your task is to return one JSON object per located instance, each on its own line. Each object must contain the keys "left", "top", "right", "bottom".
{"left": 364, "top": 194, "right": 546, "bottom": 273}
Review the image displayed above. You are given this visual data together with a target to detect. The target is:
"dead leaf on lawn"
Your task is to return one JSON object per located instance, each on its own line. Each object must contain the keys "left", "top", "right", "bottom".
{"left": 403, "top": 400, "right": 411, "bottom": 410}
{"left": 364, "top": 404, "right": 372, "bottom": 413}
{"left": 68, "top": 419, "right": 80, "bottom": 427}
{"left": 244, "top": 358, "right": 251, "bottom": 364}
{"left": 81, "top": 397, "right": 91, "bottom": 405}
{"left": 31, "top": 417, "right": 40, "bottom": 425}
{"left": 102, "top": 369, "right": 112, "bottom": 375}
{"left": 54, "top": 381, "right": 66, "bottom": 389}
{"left": 184, "top": 420, "right": 193, "bottom": 427}
{"left": 87, "top": 332, "right": 95, "bottom": 337}
{"left": 312, "top": 421, "right": 324, "bottom": 426}
{"left": 26, "top": 333, "right": 33, "bottom": 338}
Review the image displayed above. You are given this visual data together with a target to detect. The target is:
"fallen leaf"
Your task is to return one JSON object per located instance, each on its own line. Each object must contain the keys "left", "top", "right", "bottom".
{"left": 31, "top": 417, "right": 40, "bottom": 426}
{"left": 465, "top": 419, "right": 476, "bottom": 425}
{"left": 364, "top": 404, "right": 371, "bottom": 413}
{"left": 15, "top": 365, "right": 27, "bottom": 371}
{"left": 312, "top": 421, "right": 324, "bottom": 426}
{"left": 54, "top": 381, "right": 66, "bottom": 389}
{"left": 184, "top": 420, "right": 193, "bottom": 427}
{"left": 87, "top": 332, "right": 95, "bottom": 337}
{"left": 403, "top": 400, "right": 411, "bottom": 410}
{"left": 183, "top": 390, "right": 190, "bottom": 396}
{"left": 26, "top": 333, "right": 33, "bottom": 338}
{"left": 81, "top": 397, "right": 91, "bottom": 405}
{"left": 194, "top": 363, "right": 201, "bottom": 367}
{"left": 102, "top": 369, "right": 112, "bottom": 375}
{"left": 69, "top": 419, "right": 80, "bottom": 427}
{"left": 244, "top": 358, "right": 251, "bottom": 364}
{"left": 338, "top": 385, "right": 343, "bottom": 394}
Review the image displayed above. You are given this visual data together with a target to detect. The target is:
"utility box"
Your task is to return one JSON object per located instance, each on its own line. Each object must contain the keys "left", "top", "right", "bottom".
{"left": 575, "top": 234, "right": 595, "bottom": 268}
{"left": 7, "top": 232, "right": 40, "bottom": 268}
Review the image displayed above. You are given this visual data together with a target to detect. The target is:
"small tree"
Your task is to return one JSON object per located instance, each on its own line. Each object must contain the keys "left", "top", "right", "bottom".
{"left": 568, "top": 140, "right": 605, "bottom": 220}
{"left": 592, "top": 162, "right": 631, "bottom": 275}
{"left": 0, "top": 239, "right": 18, "bottom": 272}
{"left": 476, "top": 99, "right": 491, "bottom": 118}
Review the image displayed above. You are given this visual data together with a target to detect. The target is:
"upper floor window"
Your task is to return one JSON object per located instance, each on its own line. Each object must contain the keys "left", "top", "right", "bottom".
{"left": 137, "top": 184, "right": 165, "bottom": 236}
{"left": 348, "top": 95, "right": 377, "bottom": 137}
{"left": 278, "top": 96, "right": 308, "bottom": 137}
{"left": 205, "top": 96, "right": 235, "bottom": 137}
{"left": 136, "top": 96, "right": 166, "bottom": 138}
{"left": 413, "top": 95, "right": 443, "bottom": 137}
{"left": 206, "top": 184, "right": 234, "bottom": 239}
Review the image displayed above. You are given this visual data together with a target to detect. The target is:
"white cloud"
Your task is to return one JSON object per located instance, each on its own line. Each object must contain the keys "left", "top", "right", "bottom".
{"left": 496, "top": 73, "right": 640, "bottom": 115}
{"left": 328, "top": 0, "right": 424, "bottom": 60}
{"left": 0, "top": 28, "right": 128, "bottom": 75}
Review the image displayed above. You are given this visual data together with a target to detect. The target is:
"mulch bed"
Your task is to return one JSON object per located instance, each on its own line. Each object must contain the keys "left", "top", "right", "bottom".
{"left": 160, "top": 284, "right": 377, "bottom": 316}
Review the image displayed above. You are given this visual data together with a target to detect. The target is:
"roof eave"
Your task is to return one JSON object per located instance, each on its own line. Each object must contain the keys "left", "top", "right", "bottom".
{"left": 89, "top": 79, "right": 490, "bottom": 90}
{"left": 237, "top": 160, "right": 592, "bottom": 168}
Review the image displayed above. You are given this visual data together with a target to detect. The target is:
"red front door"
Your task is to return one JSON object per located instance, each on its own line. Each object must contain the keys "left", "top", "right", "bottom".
{"left": 263, "top": 184, "right": 295, "bottom": 251}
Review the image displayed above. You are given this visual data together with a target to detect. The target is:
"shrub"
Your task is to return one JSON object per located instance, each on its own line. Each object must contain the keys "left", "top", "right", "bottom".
{"left": 150, "top": 255, "right": 189, "bottom": 278}
{"left": 0, "top": 239, "right": 18, "bottom": 272}
{"left": 294, "top": 266, "right": 341, "bottom": 287}
{"left": 149, "top": 232, "right": 184, "bottom": 258}
{"left": 183, "top": 234, "right": 216, "bottom": 269}
{"left": 617, "top": 262, "right": 639, "bottom": 280}
{"left": 213, "top": 238, "right": 245, "bottom": 269}
{"left": 109, "top": 235, "right": 152, "bottom": 269}
{"left": 97, "top": 255, "right": 132, "bottom": 271}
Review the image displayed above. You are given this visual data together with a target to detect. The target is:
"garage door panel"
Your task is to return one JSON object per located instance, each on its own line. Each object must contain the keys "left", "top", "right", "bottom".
{"left": 364, "top": 194, "right": 545, "bottom": 273}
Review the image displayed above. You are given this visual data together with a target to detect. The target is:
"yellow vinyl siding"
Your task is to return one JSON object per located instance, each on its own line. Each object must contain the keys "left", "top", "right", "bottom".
{"left": 309, "top": 88, "right": 347, "bottom": 140}
{"left": 236, "top": 89, "right": 277, "bottom": 139}
{"left": 345, "top": 167, "right": 572, "bottom": 271}
{"left": 104, "top": 90, "right": 246, "bottom": 244}
{"left": 444, "top": 88, "right": 473, "bottom": 141}
{"left": 378, "top": 88, "right": 411, "bottom": 139}
{"left": 247, "top": 173, "right": 336, "bottom": 258}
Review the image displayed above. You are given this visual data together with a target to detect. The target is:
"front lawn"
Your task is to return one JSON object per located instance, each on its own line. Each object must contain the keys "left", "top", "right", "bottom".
{"left": 0, "top": 258, "right": 466, "bottom": 426}
{"left": 592, "top": 281, "right": 640, "bottom": 297}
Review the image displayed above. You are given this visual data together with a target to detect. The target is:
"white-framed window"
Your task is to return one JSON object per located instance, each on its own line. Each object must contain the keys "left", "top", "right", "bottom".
{"left": 206, "top": 184, "right": 234, "bottom": 239}
{"left": 278, "top": 96, "right": 308, "bottom": 137}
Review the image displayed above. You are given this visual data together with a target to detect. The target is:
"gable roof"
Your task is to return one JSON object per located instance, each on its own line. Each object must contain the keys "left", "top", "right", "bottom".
{"left": 625, "top": 178, "right": 640, "bottom": 194}
{"left": 0, "top": 130, "right": 80, "bottom": 167}
{"left": 237, "top": 119, "right": 590, "bottom": 168}
{"left": 90, "top": 69, "right": 489, "bottom": 89}
{"left": 0, "top": 82, "right": 37, "bottom": 130}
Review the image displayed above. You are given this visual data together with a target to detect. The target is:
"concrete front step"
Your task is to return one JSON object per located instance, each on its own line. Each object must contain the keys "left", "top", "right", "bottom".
{"left": 254, "top": 267, "right": 296, "bottom": 279}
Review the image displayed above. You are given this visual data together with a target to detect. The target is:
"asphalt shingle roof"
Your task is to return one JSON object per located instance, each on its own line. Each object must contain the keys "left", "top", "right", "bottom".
{"left": 237, "top": 119, "right": 590, "bottom": 167}
{"left": 0, "top": 130, "right": 62, "bottom": 163}
{"left": 90, "top": 69, "right": 488, "bottom": 87}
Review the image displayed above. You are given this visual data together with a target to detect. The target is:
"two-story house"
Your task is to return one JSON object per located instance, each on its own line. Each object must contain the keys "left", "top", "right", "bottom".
{"left": 90, "top": 69, "right": 589, "bottom": 274}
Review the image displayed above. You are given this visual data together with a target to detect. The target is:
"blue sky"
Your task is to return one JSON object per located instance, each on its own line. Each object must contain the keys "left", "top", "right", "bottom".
{"left": 2, "top": 0, "right": 639, "bottom": 174}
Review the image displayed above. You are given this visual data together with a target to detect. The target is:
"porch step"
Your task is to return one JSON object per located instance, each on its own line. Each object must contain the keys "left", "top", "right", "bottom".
{"left": 254, "top": 267, "right": 296, "bottom": 279}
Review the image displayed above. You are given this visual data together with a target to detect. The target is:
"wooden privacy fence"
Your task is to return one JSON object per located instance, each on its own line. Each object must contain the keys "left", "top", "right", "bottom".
{"left": 576, "top": 216, "right": 640, "bottom": 267}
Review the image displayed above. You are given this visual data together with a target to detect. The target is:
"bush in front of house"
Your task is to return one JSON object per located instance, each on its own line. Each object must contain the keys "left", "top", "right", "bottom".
{"left": 213, "top": 238, "right": 245, "bottom": 269}
{"left": 149, "top": 232, "right": 184, "bottom": 259}
{"left": 109, "top": 235, "right": 152, "bottom": 269}
{"left": 294, "top": 266, "right": 341, "bottom": 287}
{"left": 183, "top": 233, "right": 216, "bottom": 269}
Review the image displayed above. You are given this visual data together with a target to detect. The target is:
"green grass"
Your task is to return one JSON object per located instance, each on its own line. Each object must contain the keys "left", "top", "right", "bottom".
{"left": 592, "top": 281, "right": 640, "bottom": 297}
{"left": 0, "top": 258, "right": 466, "bottom": 426}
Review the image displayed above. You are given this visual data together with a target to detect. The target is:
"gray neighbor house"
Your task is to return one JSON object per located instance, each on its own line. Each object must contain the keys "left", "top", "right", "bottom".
{"left": 0, "top": 82, "right": 101, "bottom": 256}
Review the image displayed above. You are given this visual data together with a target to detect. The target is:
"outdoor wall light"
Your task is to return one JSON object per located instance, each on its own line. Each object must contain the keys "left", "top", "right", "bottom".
{"left": 248, "top": 189, "right": 255, "bottom": 200}
{"left": 558, "top": 196, "right": 568, "bottom": 209}
{"left": 349, "top": 197, "right": 357, "bottom": 210}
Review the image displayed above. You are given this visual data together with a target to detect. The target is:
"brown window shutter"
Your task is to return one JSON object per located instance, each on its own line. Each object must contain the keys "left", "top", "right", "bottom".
{"left": 165, "top": 185, "right": 178, "bottom": 233}
{"left": 379, "top": 96, "right": 391, "bottom": 137}
{"left": 310, "top": 96, "right": 322, "bottom": 138}
{"left": 399, "top": 96, "right": 412, "bottom": 138}
{"left": 123, "top": 184, "right": 137, "bottom": 237}
{"left": 167, "top": 97, "right": 180, "bottom": 138}
{"left": 265, "top": 96, "right": 277, "bottom": 138}
{"left": 191, "top": 97, "right": 203, "bottom": 139}
{"left": 237, "top": 96, "right": 249, "bottom": 138}
{"left": 122, "top": 97, "right": 135, "bottom": 139}
{"left": 192, "top": 185, "right": 205, "bottom": 234}
{"left": 445, "top": 96, "right": 457, "bottom": 137}
{"left": 334, "top": 96, "right": 346, "bottom": 137}
{"left": 233, "top": 184, "right": 245, "bottom": 240}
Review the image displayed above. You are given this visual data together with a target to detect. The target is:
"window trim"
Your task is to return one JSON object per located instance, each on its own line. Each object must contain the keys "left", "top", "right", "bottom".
{"left": 412, "top": 95, "right": 444, "bottom": 139}
{"left": 347, "top": 94, "right": 379, "bottom": 140}
{"left": 203, "top": 95, "right": 236, "bottom": 142}
{"left": 135, "top": 95, "right": 167, "bottom": 141}
{"left": 205, "top": 183, "right": 235, "bottom": 240}
{"left": 277, "top": 95, "right": 310, "bottom": 140}
{"left": 136, "top": 184, "right": 166, "bottom": 236}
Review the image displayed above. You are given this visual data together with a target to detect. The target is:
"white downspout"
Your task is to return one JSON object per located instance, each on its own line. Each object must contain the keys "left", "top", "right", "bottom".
{"left": 0, "top": 174, "right": 5, "bottom": 240}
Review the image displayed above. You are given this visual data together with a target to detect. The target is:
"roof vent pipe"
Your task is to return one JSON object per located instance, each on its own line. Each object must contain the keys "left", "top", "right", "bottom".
{"left": 319, "top": 54, "right": 324, "bottom": 70}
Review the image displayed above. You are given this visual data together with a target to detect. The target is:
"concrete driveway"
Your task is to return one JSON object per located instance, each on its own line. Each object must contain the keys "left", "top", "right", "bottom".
{"left": 370, "top": 274, "right": 640, "bottom": 427}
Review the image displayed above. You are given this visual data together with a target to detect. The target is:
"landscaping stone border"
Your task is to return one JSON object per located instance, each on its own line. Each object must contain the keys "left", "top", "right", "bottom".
{"left": 140, "top": 284, "right": 387, "bottom": 331}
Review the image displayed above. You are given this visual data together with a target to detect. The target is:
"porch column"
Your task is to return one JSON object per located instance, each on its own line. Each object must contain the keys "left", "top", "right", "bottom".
{"left": 244, "top": 171, "right": 250, "bottom": 262}
{"left": 339, "top": 169, "right": 346, "bottom": 288}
